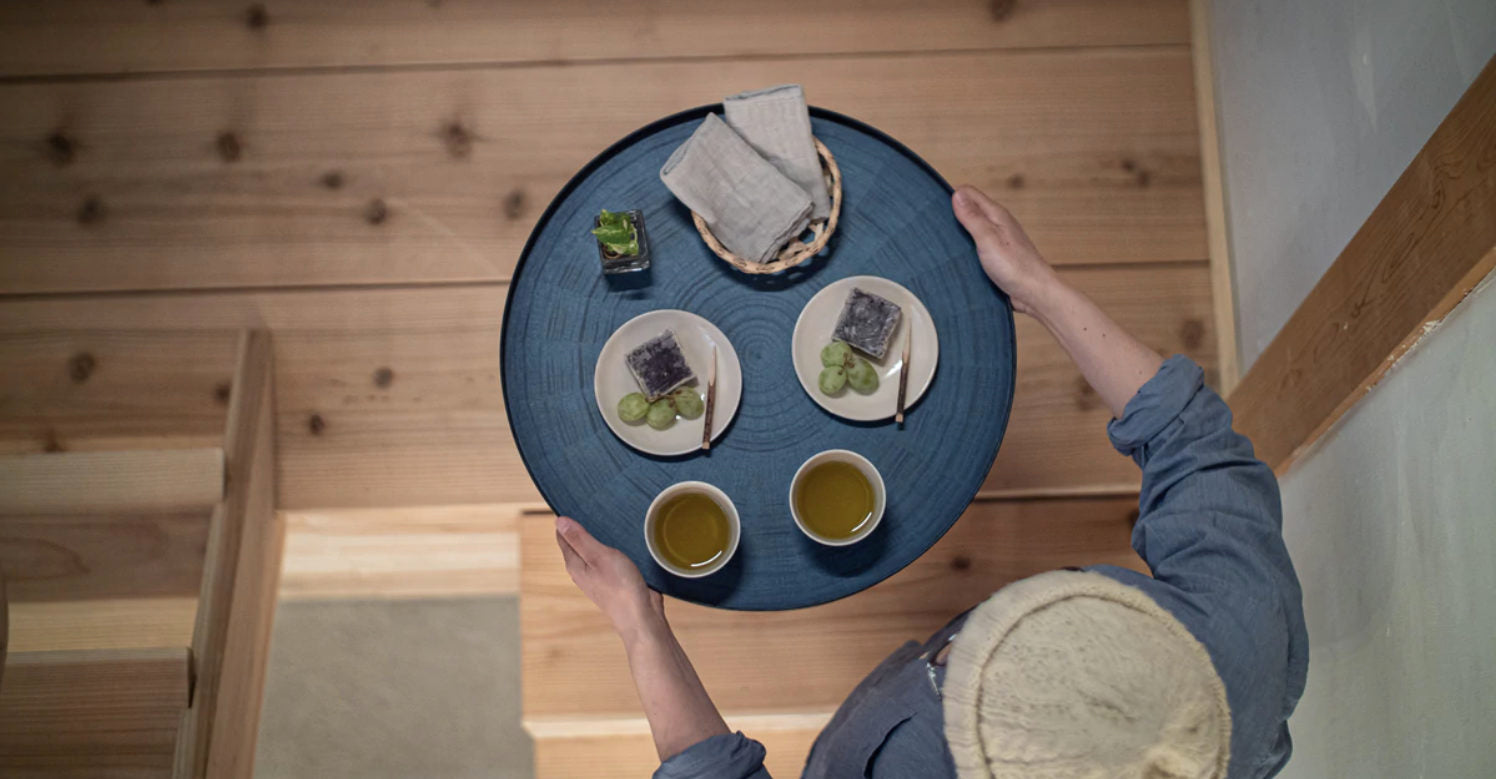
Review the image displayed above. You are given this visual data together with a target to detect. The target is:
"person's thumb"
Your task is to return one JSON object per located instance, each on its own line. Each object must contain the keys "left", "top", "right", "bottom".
{"left": 555, "top": 516, "right": 602, "bottom": 564}
{"left": 952, "top": 188, "right": 1007, "bottom": 252}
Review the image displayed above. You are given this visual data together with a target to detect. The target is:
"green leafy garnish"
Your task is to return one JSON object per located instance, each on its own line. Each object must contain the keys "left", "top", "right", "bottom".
{"left": 592, "top": 209, "right": 640, "bottom": 256}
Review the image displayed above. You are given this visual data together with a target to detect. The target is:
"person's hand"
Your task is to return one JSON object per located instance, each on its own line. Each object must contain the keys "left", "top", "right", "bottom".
{"left": 555, "top": 515, "right": 663, "bottom": 640}
{"left": 951, "top": 185, "right": 1057, "bottom": 315}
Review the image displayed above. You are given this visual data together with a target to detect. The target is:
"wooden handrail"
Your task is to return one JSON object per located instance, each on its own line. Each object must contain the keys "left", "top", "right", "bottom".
{"left": 1229, "top": 55, "right": 1496, "bottom": 473}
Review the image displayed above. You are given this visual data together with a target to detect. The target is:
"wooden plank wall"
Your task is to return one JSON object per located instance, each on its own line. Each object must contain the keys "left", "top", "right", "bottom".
{"left": 0, "top": 2, "right": 1214, "bottom": 584}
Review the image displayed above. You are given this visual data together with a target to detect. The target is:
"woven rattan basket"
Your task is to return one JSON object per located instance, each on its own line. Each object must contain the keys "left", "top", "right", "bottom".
{"left": 691, "top": 138, "right": 843, "bottom": 275}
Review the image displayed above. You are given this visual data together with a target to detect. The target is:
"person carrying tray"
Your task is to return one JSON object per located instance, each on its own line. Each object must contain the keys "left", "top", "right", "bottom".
{"left": 553, "top": 185, "right": 1308, "bottom": 779}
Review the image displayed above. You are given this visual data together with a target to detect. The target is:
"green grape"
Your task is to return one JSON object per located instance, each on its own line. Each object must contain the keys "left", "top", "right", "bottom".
{"left": 818, "top": 365, "right": 847, "bottom": 395}
{"left": 821, "top": 341, "right": 853, "bottom": 368}
{"left": 672, "top": 388, "right": 704, "bottom": 419}
{"left": 846, "top": 357, "right": 879, "bottom": 393}
{"left": 646, "top": 399, "right": 676, "bottom": 430}
{"left": 617, "top": 392, "right": 649, "bottom": 423}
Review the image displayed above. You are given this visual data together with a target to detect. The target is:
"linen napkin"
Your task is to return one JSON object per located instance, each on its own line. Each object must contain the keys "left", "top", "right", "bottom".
{"left": 724, "top": 84, "right": 830, "bottom": 220}
{"left": 660, "top": 113, "right": 812, "bottom": 263}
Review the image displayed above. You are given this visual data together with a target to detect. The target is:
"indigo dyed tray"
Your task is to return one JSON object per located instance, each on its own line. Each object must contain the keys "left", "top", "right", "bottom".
{"left": 502, "top": 106, "right": 1015, "bottom": 610}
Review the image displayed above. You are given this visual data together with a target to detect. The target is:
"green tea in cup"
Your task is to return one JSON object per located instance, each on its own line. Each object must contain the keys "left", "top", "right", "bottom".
{"left": 651, "top": 492, "right": 731, "bottom": 571}
{"left": 790, "top": 450, "right": 886, "bottom": 545}
{"left": 645, "top": 481, "right": 740, "bottom": 578}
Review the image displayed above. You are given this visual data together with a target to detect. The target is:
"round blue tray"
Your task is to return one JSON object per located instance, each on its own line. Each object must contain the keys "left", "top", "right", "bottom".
{"left": 502, "top": 106, "right": 1015, "bottom": 611}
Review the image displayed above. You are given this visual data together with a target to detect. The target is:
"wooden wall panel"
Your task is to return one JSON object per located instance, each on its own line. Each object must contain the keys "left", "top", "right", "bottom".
{"left": 0, "top": 330, "right": 238, "bottom": 454}
{"left": 521, "top": 496, "right": 1144, "bottom": 718}
{"left": 0, "top": 0, "right": 1190, "bottom": 77}
{"left": 983, "top": 261, "right": 1217, "bottom": 495}
{"left": 0, "top": 287, "right": 535, "bottom": 510}
{"left": 0, "top": 49, "right": 1203, "bottom": 294}
{"left": 0, "top": 262, "right": 1209, "bottom": 510}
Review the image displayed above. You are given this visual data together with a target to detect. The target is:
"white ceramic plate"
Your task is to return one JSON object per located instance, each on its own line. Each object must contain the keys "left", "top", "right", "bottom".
{"left": 792, "top": 276, "right": 939, "bottom": 422}
{"left": 595, "top": 310, "right": 742, "bottom": 456}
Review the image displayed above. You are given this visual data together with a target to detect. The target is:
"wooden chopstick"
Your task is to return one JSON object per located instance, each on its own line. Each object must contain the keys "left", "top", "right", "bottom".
{"left": 895, "top": 326, "right": 911, "bottom": 427}
{"left": 701, "top": 344, "right": 718, "bottom": 451}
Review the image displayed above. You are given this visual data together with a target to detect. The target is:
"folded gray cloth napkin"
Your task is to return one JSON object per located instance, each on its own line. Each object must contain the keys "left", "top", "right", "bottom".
{"left": 723, "top": 84, "right": 830, "bottom": 220}
{"left": 660, "top": 113, "right": 812, "bottom": 263}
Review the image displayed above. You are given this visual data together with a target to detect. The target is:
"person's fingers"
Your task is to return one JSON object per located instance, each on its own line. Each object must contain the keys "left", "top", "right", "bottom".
{"left": 555, "top": 515, "right": 605, "bottom": 565}
{"left": 952, "top": 188, "right": 1010, "bottom": 252}
{"left": 954, "top": 185, "right": 1011, "bottom": 225}
{"left": 555, "top": 530, "right": 588, "bottom": 579}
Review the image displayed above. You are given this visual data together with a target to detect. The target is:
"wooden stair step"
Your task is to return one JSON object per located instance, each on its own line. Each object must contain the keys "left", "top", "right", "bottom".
{"left": 0, "top": 647, "right": 191, "bottom": 776}
{"left": 520, "top": 496, "right": 1144, "bottom": 719}
{"left": 527, "top": 712, "right": 832, "bottom": 779}
{"left": 279, "top": 503, "right": 536, "bottom": 600}
{"left": 6, "top": 598, "right": 198, "bottom": 654}
{"left": 0, "top": 449, "right": 223, "bottom": 516}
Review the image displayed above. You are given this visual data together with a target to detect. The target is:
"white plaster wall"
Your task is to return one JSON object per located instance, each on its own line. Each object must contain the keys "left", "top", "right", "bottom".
{"left": 1275, "top": 277, "right": 1496, "bottom": 777}
{"left": 1209, "top": 0, "right": 1496, "bottom": 368}
{"left": 1209, "top": 1, "right": 1496, "bottom": 773}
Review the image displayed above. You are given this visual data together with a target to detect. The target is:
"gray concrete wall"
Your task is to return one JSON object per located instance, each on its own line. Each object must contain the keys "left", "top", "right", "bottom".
{"left": 1210, "top": 0, "right": 1495, "bottom": 367}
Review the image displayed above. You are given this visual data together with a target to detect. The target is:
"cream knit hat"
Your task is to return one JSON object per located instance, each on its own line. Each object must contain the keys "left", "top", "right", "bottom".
{"left": 942, "top": 571, "right": 1231, "bottom": 779}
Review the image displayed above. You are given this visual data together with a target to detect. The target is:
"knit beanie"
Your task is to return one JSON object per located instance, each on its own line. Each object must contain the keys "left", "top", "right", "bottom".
{"left": 942, "top": 570, "right": 1231, "bottom": 779}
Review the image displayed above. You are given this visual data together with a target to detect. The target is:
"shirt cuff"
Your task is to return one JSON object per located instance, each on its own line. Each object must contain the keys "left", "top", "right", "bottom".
{"left": 652, "top": 731, "right": 768, "bottom": 779}
{"left": 1106, "top": 355, "right": 1204, "bottom": 457}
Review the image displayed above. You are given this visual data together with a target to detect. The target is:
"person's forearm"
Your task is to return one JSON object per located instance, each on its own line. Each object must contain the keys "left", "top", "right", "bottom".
{"left": 1026, "top": 278, "right": 1162, "bottom": 419}
{"left": 621, "top": 607, "right": 731, "bottom": 761}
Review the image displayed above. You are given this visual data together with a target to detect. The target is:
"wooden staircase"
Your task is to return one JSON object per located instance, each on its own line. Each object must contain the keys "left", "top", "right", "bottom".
{"left": 0, "top": 330, "right": 282, "bottom": 777}
{"left": 520, "top": 497, "right": 1146, "bottom": 776}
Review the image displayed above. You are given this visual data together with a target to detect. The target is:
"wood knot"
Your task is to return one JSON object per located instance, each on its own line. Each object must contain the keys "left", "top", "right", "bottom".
{"left": 245, "top": 3, "right": 269, "bottom": 29}
{"left": 46, "top": 131, "right": 76, "bottom": 166}
{"left": 1073, "top": 375, "right": 1099, "bottom": 411}
{"left": 214, "top": 381, "right": 233, "bottom": 405}
{"left": 307, "top": 413, "right": 326, "bottom": 435}
{"left": 68, "top": 352, "right": 96, "bottom": 382}
{"left": 1134, "top": 169, "right": 1151, "bottom": 188}
{"left": 1005, "top": 172, "right": 1025, "bottom": 190}
{"left": 364, "top": 198, "right": 388, "bottom": 225}
{"left": 1179, "top": 318, "right": 1206, "bottom": 350}
{"left": 950, "top": 555, "right": 972, "bottom": 571}
{"left": 77, "top": 196, "right": 106, "bottom": 225}
{"left": 503, "top": 188, "right": 526, "bottom": 220}
{"left": 442, "top": 121, "right": 473, "bottom": 158}
{"left": 373, "top": 366, "right": 394, "bottom": 388}
{"left": 990, "top": 0, "right": 1016, "bottom": 21}
{"left": 319, "top": 170, "right": 345, "bottom": 190}
{"left": 1120, "top": 158, "right": 1137, "bottom": 172}
{"left": 43, "top": 430, "right": 66, "bottom": 453}
{"left": 216, "top": 131, "right": 243, "bottom": 162}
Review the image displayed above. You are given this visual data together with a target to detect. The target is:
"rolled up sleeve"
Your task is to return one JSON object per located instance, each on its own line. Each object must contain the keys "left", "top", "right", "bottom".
{"left": 652, "top": 731, "right": 771, "bottom": 779}
{"left": 1099, "top": 355, "right": 1308, "bottom": 776}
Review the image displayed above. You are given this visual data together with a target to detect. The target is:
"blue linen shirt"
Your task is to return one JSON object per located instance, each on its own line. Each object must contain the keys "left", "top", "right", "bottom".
{"left": 654, "top": 356, "right": 1309, "bottom": 779}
